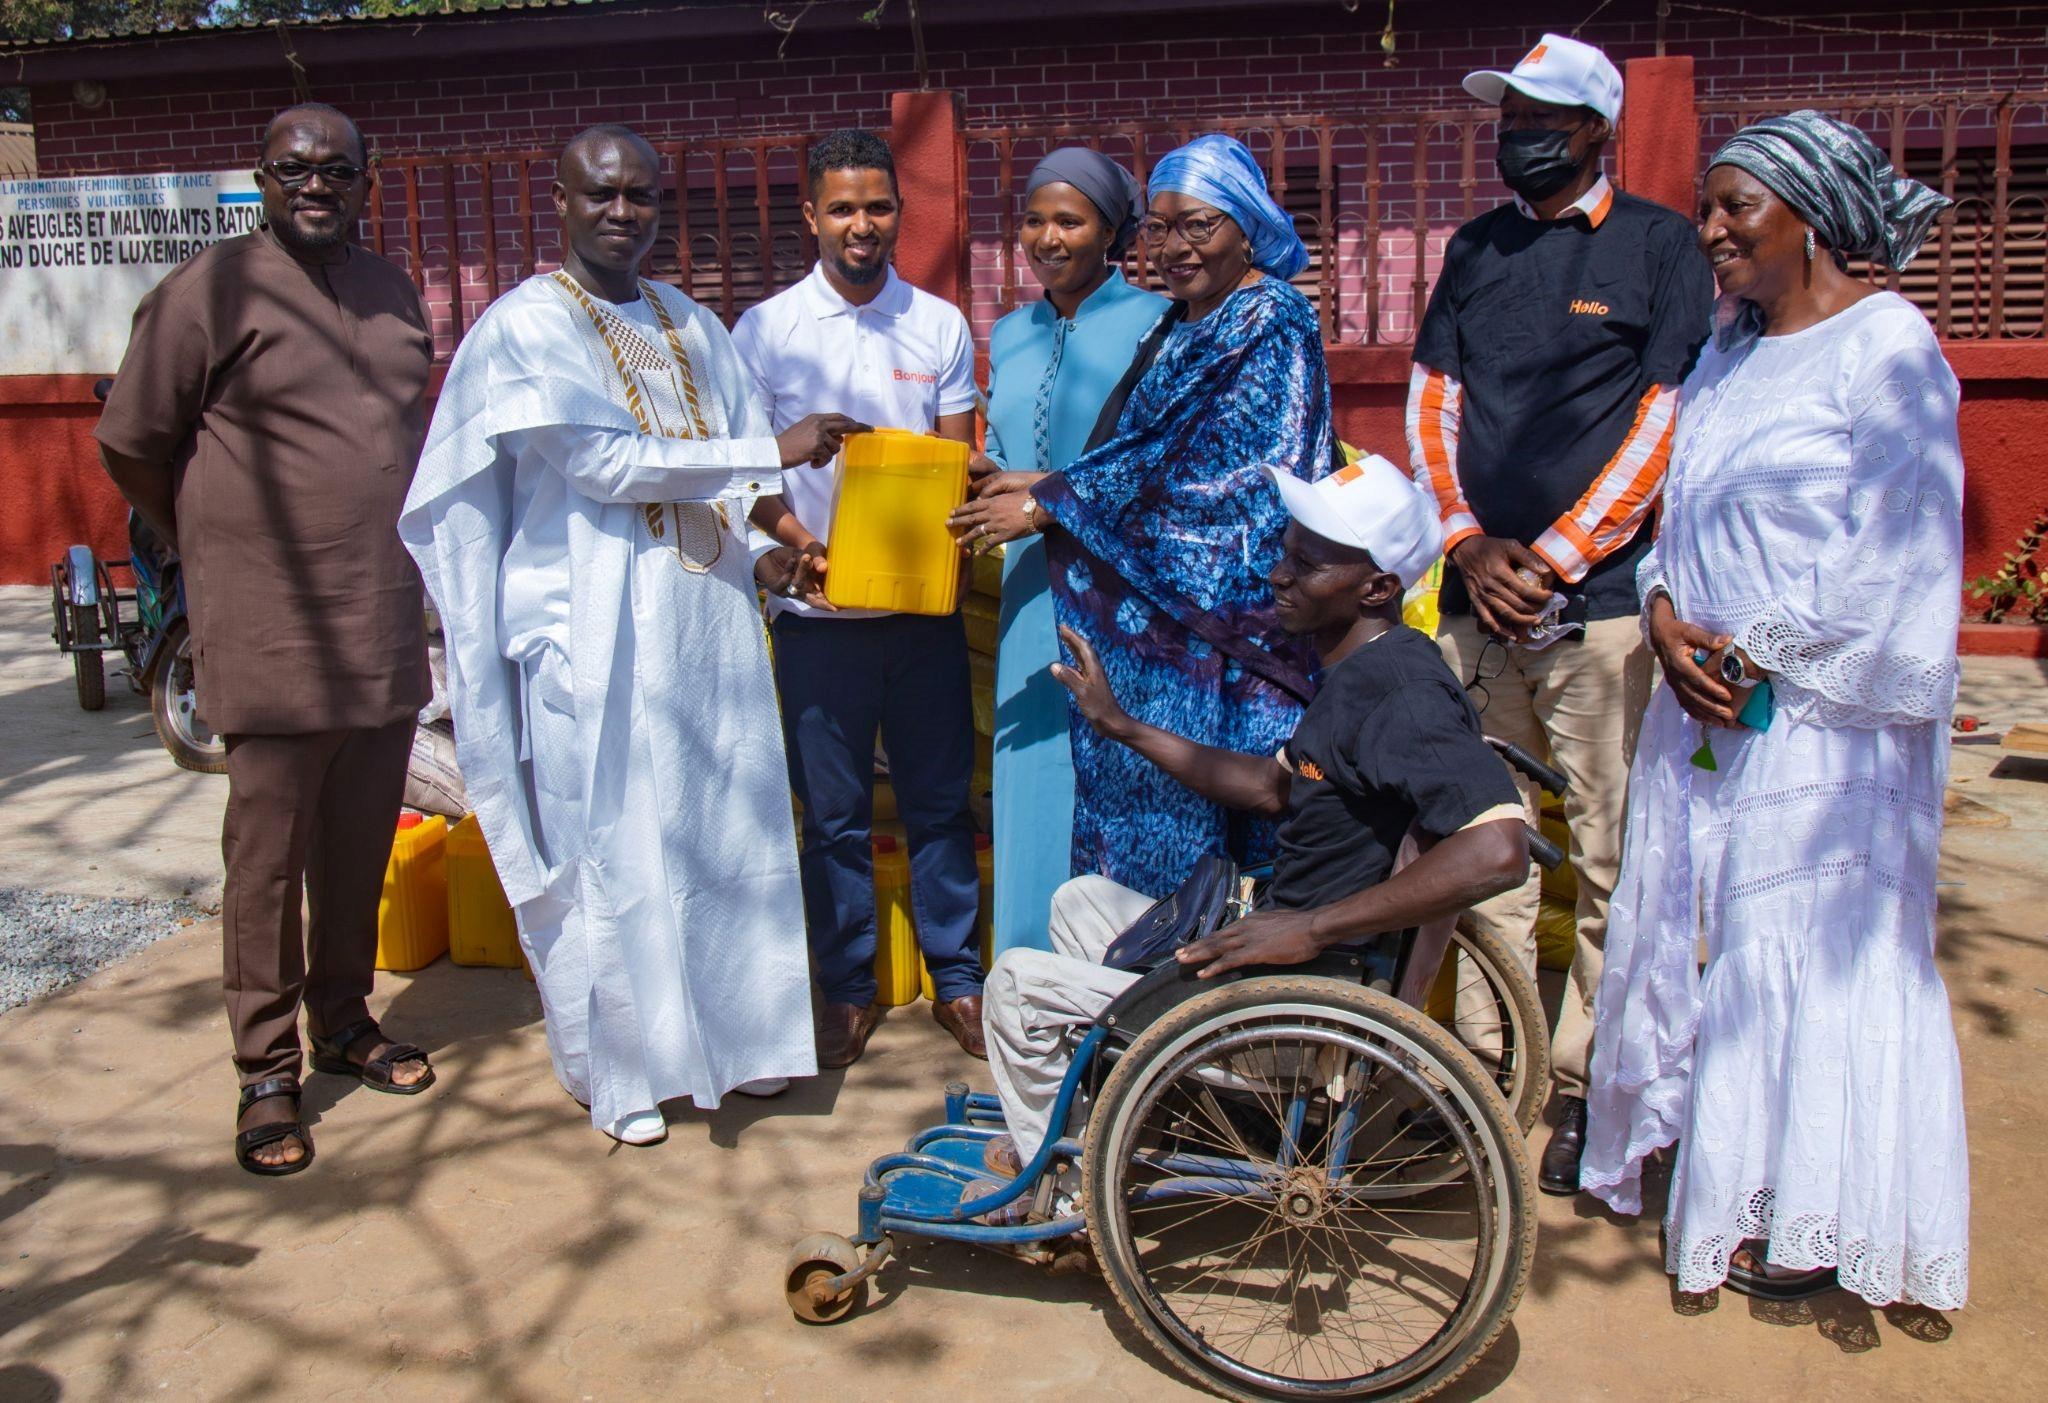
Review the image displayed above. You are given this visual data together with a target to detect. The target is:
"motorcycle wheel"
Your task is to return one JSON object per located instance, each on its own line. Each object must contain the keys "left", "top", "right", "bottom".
{"left": 71, "top": 604, "right": 105, "bottom": 711}
{"left": 151, "top": 622, "right": 227, "bottom": 774}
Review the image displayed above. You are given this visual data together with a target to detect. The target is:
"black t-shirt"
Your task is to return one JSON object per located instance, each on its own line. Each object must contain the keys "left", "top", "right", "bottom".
{"left": 1266, "top": 626, "right": 1520, "bottom": 915}
{"left": 1414, "top": 189, "right": 1714, "bottom": 621}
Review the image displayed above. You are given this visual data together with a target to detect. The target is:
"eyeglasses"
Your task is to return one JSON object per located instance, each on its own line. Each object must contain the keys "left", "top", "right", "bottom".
{"left": 261, "top": 159, "right": 365, "bottom": 190}
{"left": 1136, "top": 210, "right": 1233, "bottom": 247}
{"left": 1463, "top": 636, "right": 1508, "bottom": 717}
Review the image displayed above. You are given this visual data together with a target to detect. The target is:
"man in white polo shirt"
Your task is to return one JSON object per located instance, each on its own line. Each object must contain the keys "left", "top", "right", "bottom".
{"left": 733, "top": 129, "right": 986, "bottom": 1071}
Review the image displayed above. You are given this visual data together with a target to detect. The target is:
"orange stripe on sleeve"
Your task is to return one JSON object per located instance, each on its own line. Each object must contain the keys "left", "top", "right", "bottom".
{"left": 1405, "top": 363, "right": 1481, "bottom": 550}
{"left": 1533, "top": 384, "right": 1678, "bottom": 583}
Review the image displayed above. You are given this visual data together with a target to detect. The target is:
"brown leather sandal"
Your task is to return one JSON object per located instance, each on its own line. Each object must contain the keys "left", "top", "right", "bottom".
{"left": 235, "top": 1076, "right": 313, "bottom": 1177}
{"left": 309, "top": 1017, "right": 436, "bottom": 1095}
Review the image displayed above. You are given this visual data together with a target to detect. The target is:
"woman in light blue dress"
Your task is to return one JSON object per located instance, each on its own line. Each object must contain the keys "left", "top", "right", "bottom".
{"left": 951, "top": 149, "right": 1169, "bottom": 956}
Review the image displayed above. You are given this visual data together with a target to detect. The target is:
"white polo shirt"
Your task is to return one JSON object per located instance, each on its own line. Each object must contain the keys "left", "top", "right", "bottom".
{"left": 732, "top": 262, "right": 978, "bottom": 619}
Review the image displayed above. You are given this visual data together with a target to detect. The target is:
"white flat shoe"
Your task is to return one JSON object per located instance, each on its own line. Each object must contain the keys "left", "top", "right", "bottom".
{"left": 733, "top": 1077, "right": 790, "bottom": 1098}
{"left": 603, "top": 1109, "right": 668, "bottom": 1145}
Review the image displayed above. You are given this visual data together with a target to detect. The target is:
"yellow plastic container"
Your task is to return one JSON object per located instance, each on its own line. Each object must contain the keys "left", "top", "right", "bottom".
{"left": 1536, "top": 893, "right": 1578, "bottom": 973}
{"left": 963, "top": 592, "right": 1000, "bottom": 656}
{"left": 922, "top": 833, "right": 996, "bottom": 1000}
{"left": 972, "top": 730, "right": 994, "bottom": 797}
{"left": 970, "top": 543, "right": 1005, "bottom": 599}
{"left": 969, "top": 651, "right": 996, "bottom": 737}
{"left": 975, "top": 832, "right": 995, "bottom": 968}
{"left": 376, "top": 813, "right": 450, "bottom": 972}
{"left": 872, "top": 835, "right": 923, "bottom": 1006}
{"left": 447, "top": 814, "right": 524, "bottom": 969}
{"left": 825, "top": 430, "right": 970, "bottom": 615}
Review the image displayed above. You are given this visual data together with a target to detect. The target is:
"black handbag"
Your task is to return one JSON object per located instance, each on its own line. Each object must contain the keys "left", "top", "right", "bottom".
{"left": 1100, "top": 855, "right": 1240, "bottom": 973}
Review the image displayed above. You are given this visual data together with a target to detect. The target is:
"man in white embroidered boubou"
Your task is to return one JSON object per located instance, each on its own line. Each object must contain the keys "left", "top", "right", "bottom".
{"left": 400, "top": 125, "right": 867, "bottom": 1146}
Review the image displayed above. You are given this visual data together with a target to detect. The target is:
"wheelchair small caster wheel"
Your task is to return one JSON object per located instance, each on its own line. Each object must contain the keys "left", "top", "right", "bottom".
{"left": 784, "top": 1232, "right": 865, "bottom": 1325}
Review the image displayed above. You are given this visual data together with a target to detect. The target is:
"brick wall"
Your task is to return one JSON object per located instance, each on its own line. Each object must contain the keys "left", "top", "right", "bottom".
{"left": 24, "top": 4, "right": 2047, "bottom": 351}
{"left": 28, "top": 7, "right": 2048, "bottom": 174}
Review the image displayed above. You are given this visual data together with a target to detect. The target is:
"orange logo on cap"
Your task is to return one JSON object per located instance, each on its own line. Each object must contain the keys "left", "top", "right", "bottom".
{"left": 1297, "top": 759, "right": 1327, "bottom": 782}
{"left": 1523, "top": 43, "right": 1549, "bottom": 65}
{"left": 1331, "top": 462, "right": 1366, "bottom": 484}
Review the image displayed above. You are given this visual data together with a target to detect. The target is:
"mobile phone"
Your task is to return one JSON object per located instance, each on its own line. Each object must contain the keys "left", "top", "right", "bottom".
{"left": 1737, "top": 678, "right": 1774, "bottom": 731}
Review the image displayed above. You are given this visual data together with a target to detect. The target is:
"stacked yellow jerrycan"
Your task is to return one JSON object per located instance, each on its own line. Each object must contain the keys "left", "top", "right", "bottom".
{"left": 1534, "top": 794, "right": 1578, "bottom": 971}
{"left": 376, "top": 813, "right": 450, "bottom": 972}
{"left": 446, "top": 813, "right": 528, "bottom": 973}
{"left": 871, "top": 834, "right": 923, "bottom": 1006}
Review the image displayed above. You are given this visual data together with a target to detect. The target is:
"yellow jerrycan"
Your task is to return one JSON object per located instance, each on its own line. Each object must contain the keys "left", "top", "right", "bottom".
{"left": 871, "top": 835, "right": 924, "bottom": 1006}
{"left": 824, "top": 430, "right": 970, "bottom": 615}
{"left": 376, "top": 813, "right": 450, "bottom": 972}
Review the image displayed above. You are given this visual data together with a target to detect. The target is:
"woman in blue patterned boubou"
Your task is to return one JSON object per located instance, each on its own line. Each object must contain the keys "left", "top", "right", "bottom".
{"left": 954, "top": 133, "right": 1334, "bottom": 901}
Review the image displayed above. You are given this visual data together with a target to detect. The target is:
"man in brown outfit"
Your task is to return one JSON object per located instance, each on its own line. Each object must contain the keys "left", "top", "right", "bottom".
{"left": 96, "top": 104, "right": 438, "bottom": 1176}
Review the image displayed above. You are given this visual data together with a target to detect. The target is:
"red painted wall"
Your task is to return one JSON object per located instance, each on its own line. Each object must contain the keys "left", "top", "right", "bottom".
{"left": 7, "top": 4, "right": 2046, "bottom": 638}
{"left": 0, "top": 378, "right": 130, "bottom": 595}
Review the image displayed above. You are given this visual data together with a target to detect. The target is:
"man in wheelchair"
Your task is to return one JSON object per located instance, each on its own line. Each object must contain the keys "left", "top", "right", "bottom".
{"left": 983, "top": 454, "right": 1532, "bottom": 1167}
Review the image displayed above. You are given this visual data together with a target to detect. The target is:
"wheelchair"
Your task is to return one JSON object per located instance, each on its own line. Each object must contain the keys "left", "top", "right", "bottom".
{"left": 786, "top": 739, "right": 1566, "bottom": 1401}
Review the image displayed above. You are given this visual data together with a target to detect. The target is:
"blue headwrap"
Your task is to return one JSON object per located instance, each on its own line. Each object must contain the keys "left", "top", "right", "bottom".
{"left": 1148, "top": 133, "right": 1309, "bottom": 281}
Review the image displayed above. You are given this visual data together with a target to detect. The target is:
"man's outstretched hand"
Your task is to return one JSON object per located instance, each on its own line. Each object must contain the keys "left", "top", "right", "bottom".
{"left": 1050, "top": 626, "right": 1131, "bottom": 740}
{"left": 1177, "top": 909, "right": 1323, "bottom": 979}
{"left": 777, "top": 413, "right": 870, "bottom": 468}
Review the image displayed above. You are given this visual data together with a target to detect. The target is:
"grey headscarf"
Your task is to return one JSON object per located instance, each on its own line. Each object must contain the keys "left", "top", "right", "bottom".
{"left": 1709, "top": 110, "right": 1951, "bottom": 349}
{"left": 1026, "top": 147, "right": 1144, "bottom": 259}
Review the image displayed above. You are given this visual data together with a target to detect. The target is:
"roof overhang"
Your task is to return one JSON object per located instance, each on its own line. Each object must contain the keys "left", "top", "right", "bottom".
{"left": 2, "top": 0, "right": 1328, "bottom": 85}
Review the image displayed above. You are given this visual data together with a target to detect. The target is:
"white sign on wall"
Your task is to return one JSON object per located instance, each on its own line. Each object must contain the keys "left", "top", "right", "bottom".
{"left": 0, "top": 169, "right": 263, "bottom": 375}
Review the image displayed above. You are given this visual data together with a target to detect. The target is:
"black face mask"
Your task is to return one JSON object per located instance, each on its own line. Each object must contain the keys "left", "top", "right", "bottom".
{"left": 1496, "top": 128, "right": 1585, "bottom": 202}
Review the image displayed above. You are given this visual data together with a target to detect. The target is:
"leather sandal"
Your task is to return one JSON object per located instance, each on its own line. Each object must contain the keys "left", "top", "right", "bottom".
{"left": 1725, "top": 1241, "right": 1838, "bottom": 1302}
{"left": 234, "top": 1076, "right": 313, "bottom": 1177}
{"left": 310, "top": 1017, "right": 436, "bottom": 1095}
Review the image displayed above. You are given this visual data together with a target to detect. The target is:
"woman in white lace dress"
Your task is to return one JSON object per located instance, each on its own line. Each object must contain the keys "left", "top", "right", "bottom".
{"left": 1581, "top": 111, "right": 1967, "bottom": 1310}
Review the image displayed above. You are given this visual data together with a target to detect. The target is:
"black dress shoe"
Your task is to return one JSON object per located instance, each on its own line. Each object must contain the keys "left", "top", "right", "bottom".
{"left": 1539, "top": 1095, "right": 1588, "bottom": 1196}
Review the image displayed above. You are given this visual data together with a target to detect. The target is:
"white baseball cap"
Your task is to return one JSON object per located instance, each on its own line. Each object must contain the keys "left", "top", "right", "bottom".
{"left": 1464, "top": 33, "right": 1623, "bottom": 123}
{"left": 1265, "top": 455, "right": 1444, "bottom": 589}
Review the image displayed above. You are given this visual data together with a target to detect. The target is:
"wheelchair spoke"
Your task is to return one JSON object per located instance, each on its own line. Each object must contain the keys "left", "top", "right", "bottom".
{"left": 1108, "top": 1017, "right": 1500, "bottom": 1390}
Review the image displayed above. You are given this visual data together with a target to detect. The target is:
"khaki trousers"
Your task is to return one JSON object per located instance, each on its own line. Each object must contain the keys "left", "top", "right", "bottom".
{"left": 1435, "top": 613, "right": 1651, "bottom": 1100}
{"left": 221, "top": 719, "right": 416, "bottom": 1086}
{"left": 982, "top": 876, "right": 1153, "bottom": 1160}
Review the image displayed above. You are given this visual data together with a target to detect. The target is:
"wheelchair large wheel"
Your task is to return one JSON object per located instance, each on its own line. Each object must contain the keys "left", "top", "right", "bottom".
{"left": 1424, "top": 920, "right": 1551, "bottom": 1135}
{"left": 1083, "top": 976, "right": 1535, "bottom": 1403}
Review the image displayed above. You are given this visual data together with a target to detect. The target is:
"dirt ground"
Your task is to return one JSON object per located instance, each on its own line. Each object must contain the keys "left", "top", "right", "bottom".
{"left": 0, "top": 598, "right": 2042, "bottom": 1400}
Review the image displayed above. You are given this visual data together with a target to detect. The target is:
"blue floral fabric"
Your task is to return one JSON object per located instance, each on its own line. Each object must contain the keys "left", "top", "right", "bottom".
{"left": 1034, "top": 276, "right": 1333, "bottom": 897}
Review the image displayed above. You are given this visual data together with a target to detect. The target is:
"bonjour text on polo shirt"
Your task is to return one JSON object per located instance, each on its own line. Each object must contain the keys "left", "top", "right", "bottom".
{"left": 1405, "top": 176, "right": 1715, "bottom": 622}
{"left": 731, "top": 263, "right": 978, "bottom": 620}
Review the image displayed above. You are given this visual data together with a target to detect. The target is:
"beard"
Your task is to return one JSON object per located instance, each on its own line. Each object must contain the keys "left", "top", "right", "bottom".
{"left": 270, "top": 211, "right": 349, "bottom": 256}
{"left": 828, "top": 247, "right": 887, "bottom": 286}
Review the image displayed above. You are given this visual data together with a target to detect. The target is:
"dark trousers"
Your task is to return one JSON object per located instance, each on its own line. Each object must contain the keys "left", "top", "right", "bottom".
{"left": 221, "top": 718, "right": 415, "bottom": 1086}
{"left": 773, "top": 611, "right": 984, "bottom": 1005}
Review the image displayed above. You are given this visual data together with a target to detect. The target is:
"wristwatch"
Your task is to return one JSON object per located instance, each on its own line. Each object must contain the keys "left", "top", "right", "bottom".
{"left": 1716, "top": 645, "right": 1758, "bottom": 689}
{"left": 1021, "top": 495, "right": 1042, "bottom": 533}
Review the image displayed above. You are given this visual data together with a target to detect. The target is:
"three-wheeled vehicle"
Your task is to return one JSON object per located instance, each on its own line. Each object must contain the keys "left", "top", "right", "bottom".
{"left": 47, "top": 377, "right": 224, "bottom": 774}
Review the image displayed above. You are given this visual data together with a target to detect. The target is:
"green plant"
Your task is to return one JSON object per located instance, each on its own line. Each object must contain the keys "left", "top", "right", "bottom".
{"left": 1969, "top": 508, "right": 2048, "bottom": 623}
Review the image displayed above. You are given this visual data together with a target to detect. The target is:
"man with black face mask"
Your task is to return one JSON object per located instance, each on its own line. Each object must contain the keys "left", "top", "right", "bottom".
{"left": 1404, "top": 35, "right": 1714, "bottom": 1199}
